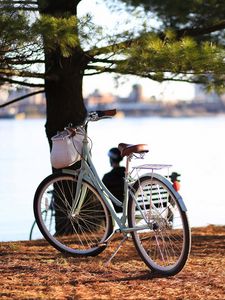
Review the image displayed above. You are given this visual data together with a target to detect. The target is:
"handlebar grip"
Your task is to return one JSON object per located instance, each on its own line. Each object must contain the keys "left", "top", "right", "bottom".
{"left": 96, "top": 109, "right": 117, "bottom": 117}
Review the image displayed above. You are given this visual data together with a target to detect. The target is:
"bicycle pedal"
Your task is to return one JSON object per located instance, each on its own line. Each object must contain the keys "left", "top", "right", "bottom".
{"left": 98, "top": 242, "right": 108, "bottom": 247}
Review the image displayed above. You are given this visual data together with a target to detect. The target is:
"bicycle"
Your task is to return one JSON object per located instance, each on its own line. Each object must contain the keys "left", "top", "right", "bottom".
{"left": 29, "top": 191, "right": 54, "bottom": 240}
{"left": 33, "top": 109, "right": 191, "bottom": 276}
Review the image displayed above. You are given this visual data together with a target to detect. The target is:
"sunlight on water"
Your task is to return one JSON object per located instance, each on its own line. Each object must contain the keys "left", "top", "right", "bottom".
{"left": 0, "top": 116, "right": 225, "bottom": 241}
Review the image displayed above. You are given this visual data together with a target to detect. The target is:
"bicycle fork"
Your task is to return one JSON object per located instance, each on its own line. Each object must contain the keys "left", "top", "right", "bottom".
{"left": 70, "top": 170, "right": 87, "bottom": 217}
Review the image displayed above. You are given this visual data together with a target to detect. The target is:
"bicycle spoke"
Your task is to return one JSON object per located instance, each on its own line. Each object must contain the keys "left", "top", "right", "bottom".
{"left": 128, "top": 174, "right": 190, "bottom": 275}
{"left": 34, "top": 173, "right": 113, "bottom": 256}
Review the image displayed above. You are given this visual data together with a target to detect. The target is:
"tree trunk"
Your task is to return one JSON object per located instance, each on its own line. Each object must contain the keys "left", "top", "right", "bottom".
{"left": 38, "top": 0, "right": 87, "bottom": 235}
{"left": 44, "top": 49, "right": 87, "bottom": 145}
{"left": 38, "top": 0, "right": 87, "bottom": 146}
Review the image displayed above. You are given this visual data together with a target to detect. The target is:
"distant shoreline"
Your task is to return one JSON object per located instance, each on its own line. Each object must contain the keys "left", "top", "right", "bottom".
{"left": 1, "top": 110, "right": 225, "bottom": 120}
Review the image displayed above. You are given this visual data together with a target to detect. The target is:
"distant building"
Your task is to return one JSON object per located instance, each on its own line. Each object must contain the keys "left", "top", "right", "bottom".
{"left": 0, "top": 84, "right": 9, "bottom": 104}
{"left": 116, "top": 84, "right": 145, "bottom": 104}
{"left": 1, "top": 87, "right": 46, "bottom": 117}
{"left": 192, "top": 84, "right": 225, "bottom": 113}
{"left": 87, "top": 89, "right": 116, "bottom": 107}
{"left": 8, "top": 87, "right": 45, "bottom": 105}
{"left": 194, "top": 84, "right": 221, "bottom": 103}
{"left": 129, "top": 84, "right": 143, "bottom": 102}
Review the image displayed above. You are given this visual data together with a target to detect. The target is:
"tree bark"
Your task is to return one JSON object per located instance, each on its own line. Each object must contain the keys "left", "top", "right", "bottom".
{"left": 38, "top": 0, "right": 87, "bottom": 146}
{"left": 37, "top": 0, "right": 87, "bottom": 235}
{"left": 44, "top": 49, "right": 87, "bottom": 144}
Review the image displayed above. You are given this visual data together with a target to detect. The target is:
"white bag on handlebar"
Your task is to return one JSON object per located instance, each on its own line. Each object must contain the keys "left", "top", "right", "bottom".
{"left": 50, "top": 127, "right": 84, "bottom": 169}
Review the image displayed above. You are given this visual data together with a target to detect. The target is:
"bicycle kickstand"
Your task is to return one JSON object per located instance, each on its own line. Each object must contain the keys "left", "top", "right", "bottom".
{"left": 104, "top": 234, "right": 129, "bottom": 267}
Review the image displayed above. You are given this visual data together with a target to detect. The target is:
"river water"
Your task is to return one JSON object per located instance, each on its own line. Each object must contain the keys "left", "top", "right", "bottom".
{"left": 0, "top": 116, "right": 224, "bottom": 241}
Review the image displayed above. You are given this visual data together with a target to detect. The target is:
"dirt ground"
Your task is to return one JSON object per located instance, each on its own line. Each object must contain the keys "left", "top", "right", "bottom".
{"left": 0, "top": 225, "right": 224, "bottom": 300}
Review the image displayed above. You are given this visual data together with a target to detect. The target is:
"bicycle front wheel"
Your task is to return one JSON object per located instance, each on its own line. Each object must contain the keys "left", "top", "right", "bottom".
{"left": 33, "top": 172, "right": 113, "bottom": 256}
{"left": 128, "top": 174, "right": 191, "bottom": 276}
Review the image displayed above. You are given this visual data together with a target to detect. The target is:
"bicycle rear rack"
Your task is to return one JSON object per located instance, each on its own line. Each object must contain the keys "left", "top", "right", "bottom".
{"left": 132, "top": 163, "right": 172, "bottom": 171}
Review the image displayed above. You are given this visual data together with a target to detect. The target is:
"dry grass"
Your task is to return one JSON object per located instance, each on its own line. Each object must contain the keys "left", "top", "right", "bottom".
{"left": 0, "top": 225, "right": 225, "bottom": 299}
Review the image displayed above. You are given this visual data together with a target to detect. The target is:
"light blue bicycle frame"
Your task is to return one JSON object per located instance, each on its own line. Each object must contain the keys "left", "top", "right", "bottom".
{"left": 61, "top": 122, "right": 187, "bottom": 237}
{"left": 62, "top": 130, "right": 132, "bottom": 231}
{"left": 61, "top": 124, "right": 151, "bottom": 235}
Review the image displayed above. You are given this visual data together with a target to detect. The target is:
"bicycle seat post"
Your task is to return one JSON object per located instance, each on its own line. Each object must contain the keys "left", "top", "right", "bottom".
{"left": 125, "top": 154, "right": 132, "bottom": 179}
{"left": 120, "top": 154, "right": 132, "bottom": 225}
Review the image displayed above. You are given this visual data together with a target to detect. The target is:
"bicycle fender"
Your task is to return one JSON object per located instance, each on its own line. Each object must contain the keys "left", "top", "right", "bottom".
{"left": 138, "top": 172, "right": 187, "bottom": 212}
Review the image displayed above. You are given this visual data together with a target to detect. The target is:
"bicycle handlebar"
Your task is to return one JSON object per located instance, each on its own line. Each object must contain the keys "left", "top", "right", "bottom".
{"left": 87, "top": 109, "right": 117, "bottom": 122}
{"left": 97, "top": 109, "right": 117, "bottom": 117}
{"left": 65, "top": 109, "right": 117, "bottom": 129}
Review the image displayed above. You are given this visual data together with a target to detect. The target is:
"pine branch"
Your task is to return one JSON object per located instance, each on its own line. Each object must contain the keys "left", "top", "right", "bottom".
{"left": 0, "top": 1, "right": 38, "bottom": 10}
{"left": 0, "top": 76, "right": 44, "bottom": 87}
{"left": 85, "top": 64, "right": 223, "bottom": 85}
{"left": 14, "top": 7, "right": 39, "bottom": 11}
{"left": 0, "top": 69, "right": 44, "bottom": 78}
{"left": 0, "top": 89, "right": 45, "bottom": 109}
{"left": 86, "top": 21, "right": 225, "bottom": 58}
{"left": 86, "top": 42, "right": 129, "bottom": 58}
{"left": 175, "top": 20, "right": 225, "bottom": 39}
{"left": 1, "top": 59, "right": 44, "bottom": 65}
{"left": 0, "top": 0, "right": 38, "bottom": 5}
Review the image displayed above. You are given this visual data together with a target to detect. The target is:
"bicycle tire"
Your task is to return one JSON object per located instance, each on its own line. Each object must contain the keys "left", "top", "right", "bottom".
{"left": 128, "top": 173, "right": 191, "bottom": 276}
{"left": 33, "top": 172, "right": 113, "bottom": 256}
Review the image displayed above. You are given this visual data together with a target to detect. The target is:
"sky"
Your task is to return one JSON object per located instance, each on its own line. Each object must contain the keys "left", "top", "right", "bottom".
{"left": 78, "top": 0, "right": 196, "bottom": 101}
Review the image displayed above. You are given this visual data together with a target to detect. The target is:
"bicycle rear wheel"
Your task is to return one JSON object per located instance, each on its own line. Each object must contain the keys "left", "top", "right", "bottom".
{"left": 128, "top": 173, "right": 191, "bottom": 276}
{"left": 33, "top": 172, "right": 113, "bottom": 256}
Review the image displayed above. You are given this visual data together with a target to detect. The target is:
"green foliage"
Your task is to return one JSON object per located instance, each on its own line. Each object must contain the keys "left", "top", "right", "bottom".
{"left": 103, "top": 0, "right": 225, "bottom": 90}
{"left": 0, "top": 0, "right": 224, "bottom": 91}
{"left": 33, "top": 15, "right": 79, "bottom": 57}
{"left": 0, "top": 11, "right": 31, "bottom": 49}
{"left": 119, "top": 0, "right": 225, "bottom": 30}
{"left": 0, "top": 7, "right": 42, "bottom": 83}
{"left": 112, "top": 32, "right": 225, "bottom": 90}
